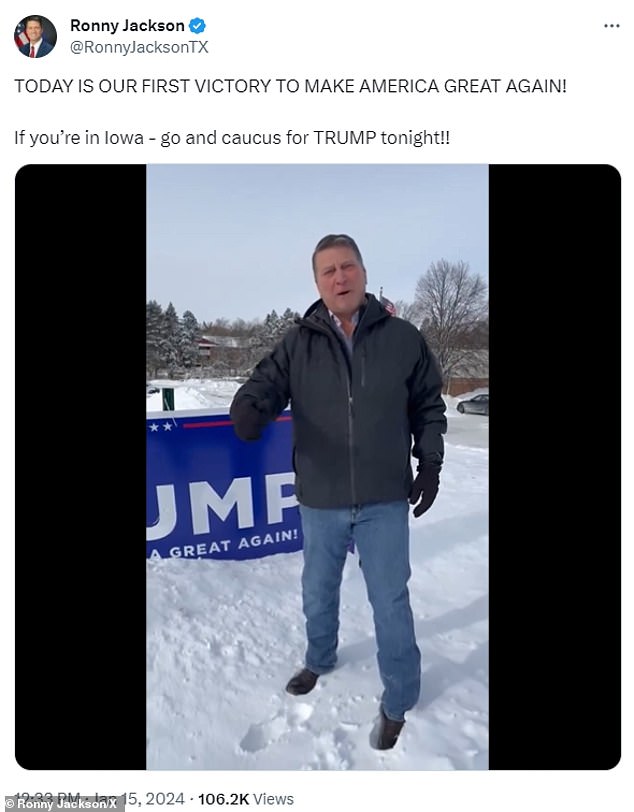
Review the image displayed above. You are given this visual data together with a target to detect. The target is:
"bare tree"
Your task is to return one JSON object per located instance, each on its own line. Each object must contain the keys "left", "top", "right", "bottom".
{"left": 394, "top": 299, "right": 421, "bottom": 325}
{"left": 414, "top": 259, "right": 488, "bottom": 381}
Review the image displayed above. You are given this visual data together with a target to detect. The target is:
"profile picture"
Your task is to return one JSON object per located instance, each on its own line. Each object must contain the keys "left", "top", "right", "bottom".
{"left": 15, "top": 15, "right": 57, "bottom": 57}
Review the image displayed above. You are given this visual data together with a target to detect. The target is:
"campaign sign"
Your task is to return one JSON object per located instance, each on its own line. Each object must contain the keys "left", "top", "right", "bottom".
{"left": 146, "top": 408, "right": 302, "bottom": 560}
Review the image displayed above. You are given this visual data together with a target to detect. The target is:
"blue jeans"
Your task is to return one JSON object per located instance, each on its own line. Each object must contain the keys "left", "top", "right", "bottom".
{"left": 298, "top": 501, "right": 421, "bottom": 721}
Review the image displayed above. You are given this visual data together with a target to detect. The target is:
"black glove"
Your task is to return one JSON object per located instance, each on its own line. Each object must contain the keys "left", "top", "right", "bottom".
{"left": 408, "top": 462, "right": 441, "bottom": 517}
{"left": 230, "top": 398, "right": 268, "bottom": 442}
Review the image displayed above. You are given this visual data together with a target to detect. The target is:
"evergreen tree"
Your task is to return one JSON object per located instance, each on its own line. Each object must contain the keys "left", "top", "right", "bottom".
{"left": 262, "top": 309, "right": 281, "bottom": 345}
{"left": 280, "top": 307, "right": 300, "bottom": 334}
{"left": 180, "top": 310, "right": 200, "bottom": 369}
{"left": 146, "top": 300, "right": 164, "bottom": 376}
{"left": 247, "top": 307, "right": 301, "bottom": 371}
{"left": 160, "top": 302, "right": 181, "bottom": 375}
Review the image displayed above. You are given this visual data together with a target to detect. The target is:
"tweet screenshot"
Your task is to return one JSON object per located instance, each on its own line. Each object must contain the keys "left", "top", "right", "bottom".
{"left": 4, "top": 0, "right": 629, "bottom": 809}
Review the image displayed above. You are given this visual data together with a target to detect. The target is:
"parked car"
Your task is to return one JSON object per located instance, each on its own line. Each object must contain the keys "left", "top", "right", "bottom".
{"left": 456, "top": 393, "right": 489, "bottom": 415}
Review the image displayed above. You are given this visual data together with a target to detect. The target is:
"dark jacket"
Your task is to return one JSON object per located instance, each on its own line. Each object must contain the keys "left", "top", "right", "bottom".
{"left": 230, "top": 293, "right": 447, "bottom": 509}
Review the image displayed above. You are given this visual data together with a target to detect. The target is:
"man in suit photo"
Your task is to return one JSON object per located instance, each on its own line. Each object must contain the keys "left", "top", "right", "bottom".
{"left": 18, "top": 16, "right": 55, "bottom": 58}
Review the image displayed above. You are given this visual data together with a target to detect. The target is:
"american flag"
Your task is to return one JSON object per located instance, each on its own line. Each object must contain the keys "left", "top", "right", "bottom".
{"left": 379, "top": 289, "right": 397, "bottom": 316}
{"left": 15, "top": 21, "right": 29, "bottom": 48}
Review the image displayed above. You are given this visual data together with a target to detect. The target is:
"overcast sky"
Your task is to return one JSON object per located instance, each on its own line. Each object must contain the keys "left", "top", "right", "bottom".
{"left": 146, "top": 164, "right": 488, "bottom": 324}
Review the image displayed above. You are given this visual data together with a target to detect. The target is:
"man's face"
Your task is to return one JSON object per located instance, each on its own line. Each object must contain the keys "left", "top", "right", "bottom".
{"left": 314, "top": 246, "right": 367, "bottom": 319}
{"left": 26, "top": 20, "right": 43, "bottom": 41}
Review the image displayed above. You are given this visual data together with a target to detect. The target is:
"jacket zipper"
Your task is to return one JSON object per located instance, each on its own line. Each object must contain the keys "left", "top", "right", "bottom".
{"left": 326, "top": 329, "right": 357, "bottom": 505}
{"left": 298, "top": 312, "right": 383, "bottom": 506}
{"left": 330, "top": 332, "right": 357, "bottom": 506}
{"left": 321, "top": 326, "right": 357, "bottom": 504}
{"left": 346, "top": 375, "right": 356, "bottom": 505}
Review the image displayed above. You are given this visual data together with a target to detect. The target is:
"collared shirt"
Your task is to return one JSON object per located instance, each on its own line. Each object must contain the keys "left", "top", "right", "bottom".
{"left": 328, "top": 309, "right": 360, "bottom": 358}
{"left": 29, "top": 38, "right": 43, "bottom": 55}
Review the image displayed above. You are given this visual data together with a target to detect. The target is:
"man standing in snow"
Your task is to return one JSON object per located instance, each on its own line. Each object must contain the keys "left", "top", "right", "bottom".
{"left": 230, "top": 234, "right": 447, "bottom": 749}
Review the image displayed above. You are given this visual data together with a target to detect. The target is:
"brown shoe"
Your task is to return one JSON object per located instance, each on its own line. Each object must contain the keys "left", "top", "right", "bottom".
{"left": 372, "top": 708, "right": 405, "bottom": 750}
{"left": 285, "top": 668, "right": 319, "bottom": 695}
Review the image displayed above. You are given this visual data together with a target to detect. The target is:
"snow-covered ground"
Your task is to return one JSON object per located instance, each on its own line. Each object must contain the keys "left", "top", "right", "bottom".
{"left": 146, "top": 379, "right": 488, "bottom": 770}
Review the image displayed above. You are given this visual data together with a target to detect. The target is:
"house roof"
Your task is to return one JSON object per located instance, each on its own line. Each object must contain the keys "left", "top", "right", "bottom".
{"left": 199, "top": 334, "right": 253, "bottom": 348}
